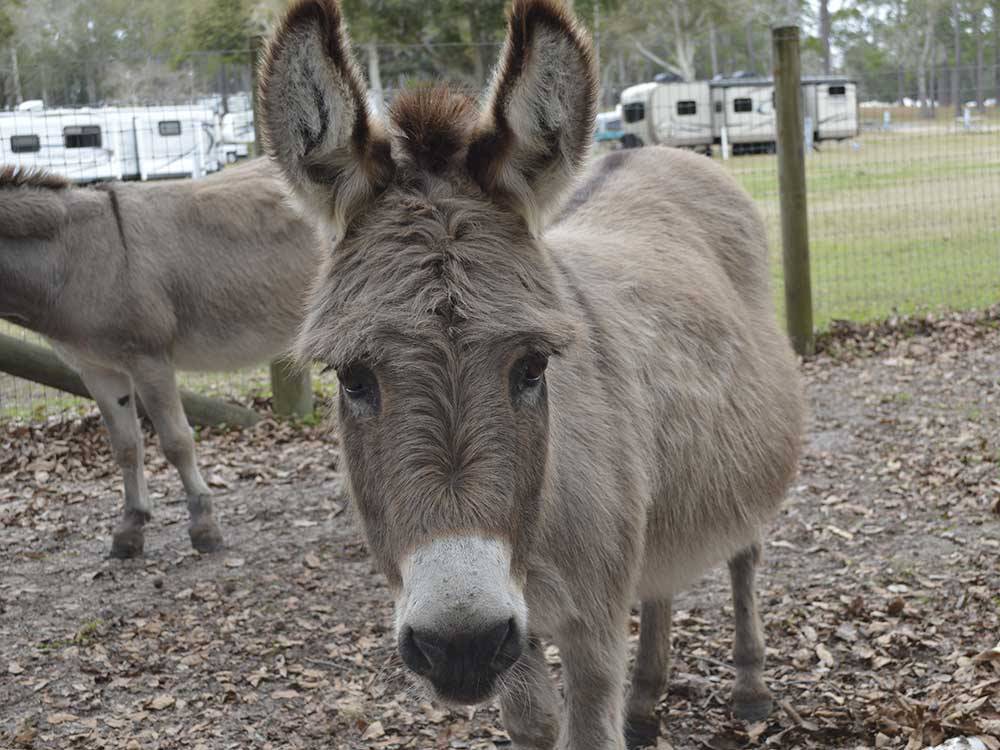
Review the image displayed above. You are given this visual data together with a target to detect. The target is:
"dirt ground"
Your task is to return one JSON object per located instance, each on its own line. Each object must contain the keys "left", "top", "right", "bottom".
{"left": 2, "top": 313, "right": 998, "bottom": 750}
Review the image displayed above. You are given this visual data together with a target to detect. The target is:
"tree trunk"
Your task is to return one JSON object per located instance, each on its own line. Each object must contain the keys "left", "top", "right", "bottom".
{"left": 220, "top": 60, "right": 229, "bottom": 115}
{"left": 918, "top": 8, "right": 936, "bottom": 118}
{"left": 365, "top": 42, "right": 384, "bottom": 115}
{"left": 0, "top": 334, "right": 261, "bottom": 428}
{"left": 669, "top": 4, "right": 696, "bottom": 81}
{"left": 994, "top": 0, "right": 1000, "bottom": 102}
{"left": 929, "top": 47, "right": 937, "bottom": 116}
{"left": 86, "top": 61, "right": 98, "bottom": 106}
{"left": 819, "top": 0, "right": 831, "bottom": 74}
{"left": 10, "top": 46, "right": 22, "bottom": 105}
{"left": 952, "top": 0, "right": 962, "bottom": 119}
{"left": 745, "top": 22, "right": 756, "bottom": 74}
{"left": 973, "top": 8, "right": 984, "bottom": 108}
{"left": 709, "top": 23, "right": 719, "bottom": 77}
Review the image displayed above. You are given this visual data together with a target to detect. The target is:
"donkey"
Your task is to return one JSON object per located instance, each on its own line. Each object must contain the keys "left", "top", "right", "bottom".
{"left": 260, "top": 0, "right": 804, "bottom": 746}
{"left": 0, "top": 159, "right": 319, "bottom": 559}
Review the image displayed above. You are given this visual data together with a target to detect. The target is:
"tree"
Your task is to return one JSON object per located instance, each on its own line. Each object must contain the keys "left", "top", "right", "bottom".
{"left": 819, "top": 0, "right": 832, "bottom": 73}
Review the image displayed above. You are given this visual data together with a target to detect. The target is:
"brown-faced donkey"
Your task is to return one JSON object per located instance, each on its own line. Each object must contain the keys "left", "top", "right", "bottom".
{"left": 259, "top": 0, "right": 805, "bottom": 746}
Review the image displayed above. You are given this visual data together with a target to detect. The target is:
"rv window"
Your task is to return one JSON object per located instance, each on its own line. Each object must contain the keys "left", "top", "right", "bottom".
{"left": 829, "top": 85, "right": 847, "bottom": 96}
{"left": 676, "top": 100, "right": 697, "bottom": 116}
{"left": 64, "top": 126, "right": 102, "bottom": 149}
{"left": 10, "top": 135, "right": 41, "bottom": 154}
{"left": 158, "top": 120, "right": 182, "bottom": 136}
{"left": 622, "top": 102, "right": 645, "bottom": 123}
{"left": 733, "top": 98, "right": 753, "bottom": 113}
{"left": 714, "top": 101, "right": 723, "bottom": 114}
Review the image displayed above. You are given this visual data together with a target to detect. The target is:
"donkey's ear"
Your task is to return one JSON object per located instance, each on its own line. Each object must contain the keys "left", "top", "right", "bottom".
{"left": 259, "top": 0, "right": 393, "bottom": 229}
{"left": 467, "top": 0, "right": 597, "bottom": 234}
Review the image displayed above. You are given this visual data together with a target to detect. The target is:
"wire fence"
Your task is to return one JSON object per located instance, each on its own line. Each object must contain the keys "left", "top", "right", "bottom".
{"left": 1, "top": 49, "right": 999, "bottom": 422}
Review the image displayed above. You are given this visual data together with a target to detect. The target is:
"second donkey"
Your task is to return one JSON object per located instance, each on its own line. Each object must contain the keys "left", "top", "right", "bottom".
{"left": 0, "top": 159, "right": 319, "bottom": 557}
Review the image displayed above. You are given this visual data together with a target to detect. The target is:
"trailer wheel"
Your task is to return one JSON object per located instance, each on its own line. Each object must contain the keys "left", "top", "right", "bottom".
{"left": 620, "top": 134, "right": 643, "bottom": 149}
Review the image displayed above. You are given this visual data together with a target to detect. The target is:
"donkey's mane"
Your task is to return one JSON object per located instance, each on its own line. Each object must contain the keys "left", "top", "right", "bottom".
{"left": 0, "top": 166, "right": 70, "bottom": 191}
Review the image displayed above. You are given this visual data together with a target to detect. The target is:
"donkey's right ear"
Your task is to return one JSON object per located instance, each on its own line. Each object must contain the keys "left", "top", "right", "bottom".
{"left": 259, "top": 0, "right": 393, "bottom": 230}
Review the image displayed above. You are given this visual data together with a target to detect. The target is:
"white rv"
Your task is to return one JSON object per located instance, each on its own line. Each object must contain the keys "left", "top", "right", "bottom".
{"left": 620, "top": 80, "right": 713, "bottom": 150}
{"left": 618, "top": 76, "right": 858, "bottom": 153}
{"left": 0, "top": 105, "right": 223, "bottom": 182}
{"left": 710, "top": 78, "right": 778, "bottom": 148}
{"left": 802, "top": 77, "right": 858, "bottom": 140}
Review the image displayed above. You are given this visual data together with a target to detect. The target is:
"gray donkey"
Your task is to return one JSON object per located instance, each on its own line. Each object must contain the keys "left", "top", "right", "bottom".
{"left": 261, "top": 0, "right": 804, "bottom": 746}
{"left": 0, "top": 159, "right": 318, "bottom": 558}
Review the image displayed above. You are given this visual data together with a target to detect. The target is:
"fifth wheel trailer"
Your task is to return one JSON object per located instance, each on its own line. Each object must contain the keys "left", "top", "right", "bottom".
{"left": 0, "top": 104, "right": 224, "bottom": 183}
{"left": 618, "top": 76, "right": 858, "bottom": 152}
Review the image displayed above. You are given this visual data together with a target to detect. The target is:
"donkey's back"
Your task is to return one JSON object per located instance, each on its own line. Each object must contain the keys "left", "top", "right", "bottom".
{"left": 548, "top": 146, "right": 803, "bottom": 596}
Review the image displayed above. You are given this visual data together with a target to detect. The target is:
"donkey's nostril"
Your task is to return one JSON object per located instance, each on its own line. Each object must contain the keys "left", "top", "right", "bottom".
{"left": 490, "top": 617, "right": 523, "bottom": 672}
{"left": 399, "top": 617, "right": 524, "bottom": 690}
{"left": 399, "top": 625, "right": 434, "bottom": 676}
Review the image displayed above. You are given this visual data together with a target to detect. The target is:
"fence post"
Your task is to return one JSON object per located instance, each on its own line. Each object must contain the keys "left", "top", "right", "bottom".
{"left": 251, "top": 34, "right": 315, "bottom": 418}
{"left": 772, "top": 25, "right": 814, "bottom": 357}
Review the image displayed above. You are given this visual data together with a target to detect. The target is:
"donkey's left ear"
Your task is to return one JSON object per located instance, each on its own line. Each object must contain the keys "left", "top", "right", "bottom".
{"left": 259, "top": 0, "right": 393, "bottom": 230}
{"left": 467, "top": 0, "right": 597, "bottom": 234}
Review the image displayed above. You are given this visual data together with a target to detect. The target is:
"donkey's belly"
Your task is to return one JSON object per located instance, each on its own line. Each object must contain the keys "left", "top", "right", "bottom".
{"left": 634, "top": 507, "right": 775, "bottom": 601}
{"left": 172, "top": 326, "right": 294, "bottom": 372}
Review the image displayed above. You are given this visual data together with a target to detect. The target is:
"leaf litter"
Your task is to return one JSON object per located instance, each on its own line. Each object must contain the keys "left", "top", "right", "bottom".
{"left": 1, "top": 309, "right": 998, "bottom": 749}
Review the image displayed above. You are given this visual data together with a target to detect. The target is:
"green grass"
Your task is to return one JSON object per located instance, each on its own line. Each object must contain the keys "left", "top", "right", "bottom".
{"left": 723, "top": 127, "right": 1000, "bottom": 327}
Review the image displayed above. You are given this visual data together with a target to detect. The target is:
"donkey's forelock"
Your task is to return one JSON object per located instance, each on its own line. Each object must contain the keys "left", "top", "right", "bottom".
{"left": 293, "top": 176, "right": 582, "bottom": 369}
{"left": 388, "top": 86, "right": 479, "bottom": 175}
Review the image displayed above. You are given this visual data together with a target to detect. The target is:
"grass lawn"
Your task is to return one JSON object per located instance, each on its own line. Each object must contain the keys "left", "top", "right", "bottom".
{"left": 723, "top": 126, "right": 1000, "bottom": 327}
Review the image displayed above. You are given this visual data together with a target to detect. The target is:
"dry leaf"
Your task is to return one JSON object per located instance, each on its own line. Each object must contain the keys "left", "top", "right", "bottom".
{"left": 815, "top": 643, "right": 835, "bottom": 668}
{"left": 148, "top": 694, "right": 175, "bottom": 711}
{"left": 46, "top": 712, "right": 78, "bottom": 725}
{"left": 361, "top": 720, "right": 385, "bottom": 740}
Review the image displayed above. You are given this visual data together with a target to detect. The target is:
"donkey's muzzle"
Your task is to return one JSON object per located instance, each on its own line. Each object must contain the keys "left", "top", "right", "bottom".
{"left": 399, "top": 617, "right": 523, "bottom": 704}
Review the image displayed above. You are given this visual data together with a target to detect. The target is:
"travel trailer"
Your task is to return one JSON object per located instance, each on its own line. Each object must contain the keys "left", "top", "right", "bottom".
{"left": 0, "top": 104, "right": 224, "bottom": 182}
{"left": 620, "top": 80, "right": 714, "bottom": 149}
{"left": 618, "top": 76, "right": 858, "bottom": 153}
{"left": 801, "top": 77, "right": 858, "bottom": 140}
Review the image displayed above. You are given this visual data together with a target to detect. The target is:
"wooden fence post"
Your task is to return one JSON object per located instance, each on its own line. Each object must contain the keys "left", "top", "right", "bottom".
{"left": 772, "top": 25, "right": 815, "bottom": 357}
{"left": 250, "top": 35, "right": 315, "bottom": 418}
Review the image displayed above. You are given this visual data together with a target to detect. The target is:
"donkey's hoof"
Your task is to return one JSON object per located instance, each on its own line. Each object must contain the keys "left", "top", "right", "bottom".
{"left": 189, "top": 518, "right": 224, "bottom": 554}
{"left": 732, "top": 695, "right": 773, "bottom": 722}
{"left": 110, "top": 527, "right": 145, "bottom": 559}
{"left": 625, "top": 714, "right": 660, "bottom": 749}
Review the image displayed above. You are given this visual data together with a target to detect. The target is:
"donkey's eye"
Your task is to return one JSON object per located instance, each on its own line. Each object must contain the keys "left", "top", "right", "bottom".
{"left": 513, "top": 354, "right": 548, "bottom": 393}
{"left": 338, "top": 364, "right": 377, "bottom": 401}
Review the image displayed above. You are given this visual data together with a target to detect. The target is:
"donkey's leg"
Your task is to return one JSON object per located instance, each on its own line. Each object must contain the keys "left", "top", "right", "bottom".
{"left": 728, "top": 541, "right": 772, "bottom": 721}
{"left": 131, "top": 361, "right": 224, "bottom": 553}
{"left": 556, "top": 618, "right": 629, "bottom": 750}
{"left": 624, "top": 598, "right": 672, "bottom": 749}
{"left": 78, "top": 364, "right": 151, "bottom": 558}
{"left": 498, "top": 636, "right": 560, "bottom": 750}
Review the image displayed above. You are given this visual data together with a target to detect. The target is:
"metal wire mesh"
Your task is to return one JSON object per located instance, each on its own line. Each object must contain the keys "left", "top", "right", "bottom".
{"left": 2, "top": 50, "right": 998, "bottom": 422}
